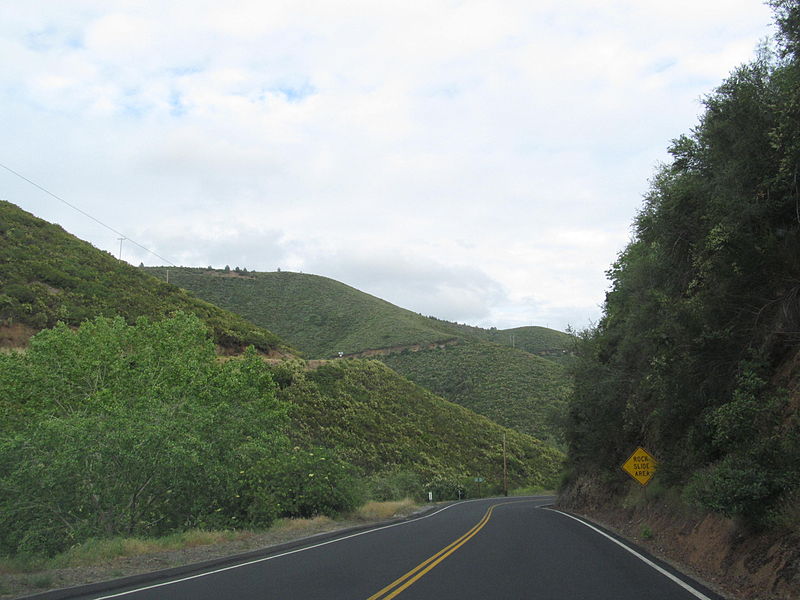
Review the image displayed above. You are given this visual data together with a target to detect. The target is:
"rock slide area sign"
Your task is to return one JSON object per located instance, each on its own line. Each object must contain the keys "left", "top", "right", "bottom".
{"left": 621, "top": 446, "right": 657, "bottom": 486}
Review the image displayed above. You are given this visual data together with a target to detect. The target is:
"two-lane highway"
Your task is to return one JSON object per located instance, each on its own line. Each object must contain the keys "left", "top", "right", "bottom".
{"left": 67, "top": 497, "right": 722, "bottom": 599}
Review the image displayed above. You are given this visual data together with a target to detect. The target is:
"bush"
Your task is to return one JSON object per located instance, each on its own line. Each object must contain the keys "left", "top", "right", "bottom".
{"left": 258, "top": 447, "right": 365, "bottom": 518}
{"left": 683, "top": 455, "right": 786, "bottom": 526}
{"left": 0, "top": 314, "right": 289, "bottom": 556}
{"left": 367, "top": 469, "right": 424, "bottom": 501}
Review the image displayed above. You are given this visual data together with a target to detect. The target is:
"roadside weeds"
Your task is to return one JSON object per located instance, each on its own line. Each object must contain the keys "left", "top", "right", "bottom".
{"left": 0, "top": 500, "right": 422, "bottom": 600}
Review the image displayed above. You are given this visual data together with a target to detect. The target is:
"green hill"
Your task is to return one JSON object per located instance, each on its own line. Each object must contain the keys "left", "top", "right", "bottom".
{"left": 145, "top": 267, "right": 573, "bottom": 444}
{"left": 0, "top": 201, "right": 563, "bottom": 488}
{"left": 447, "top": 323, "right": 575, "bottom": 364}
{"left": 275, "top": 358, "right": 563, "bottom": 490}
{"left": 0, "top": 201, "right": 288, "bottom": 354}
{"left": 145, "top": 268, "right": 574, "bottom": 363}
{"left": 0, "top": 312, "right": 563, "bottom": 559}
{"left": 380, "top": 341, "right": 570, "bottom": 448}
{"left": 146, "top": 267, "right": 462, "bottom": 357}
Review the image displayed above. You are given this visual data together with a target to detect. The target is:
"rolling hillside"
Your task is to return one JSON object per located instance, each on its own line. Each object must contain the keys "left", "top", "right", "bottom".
{"left": 145, "top": 267, "right": 463, "bottom": 357}
{"left": 146, "top": 267, "right": 573, "bottom": 444}
{"left": 448, "top": 322, "right": 574, "bottom": 364}
{"left": 0, "top": 202, "right": 563, "bottom": 507}
{"left": 0, "top": 201, "right": 288, "bottom": 354}
{"left": 380, "top": 341, "right": 570, "bottom": 447}
{"left": 275, "top": 358, "right": 563, "bottom": 489}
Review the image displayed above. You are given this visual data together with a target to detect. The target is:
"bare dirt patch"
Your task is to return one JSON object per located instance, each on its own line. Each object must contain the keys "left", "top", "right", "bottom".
{"left": 0, "top": 323, "right": 36, "bottom": 350}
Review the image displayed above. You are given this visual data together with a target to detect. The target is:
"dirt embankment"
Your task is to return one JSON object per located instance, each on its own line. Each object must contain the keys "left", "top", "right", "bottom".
{"left": 0, "top": 323, "right": 36, "bottom": 350}
{"left": 557, "top": 476, "right": 799, "bottom": 600}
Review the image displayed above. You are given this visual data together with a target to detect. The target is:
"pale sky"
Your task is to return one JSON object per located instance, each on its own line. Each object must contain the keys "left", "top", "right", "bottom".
{"left": 0, "top": 1, "right": 776, "bottom": 332}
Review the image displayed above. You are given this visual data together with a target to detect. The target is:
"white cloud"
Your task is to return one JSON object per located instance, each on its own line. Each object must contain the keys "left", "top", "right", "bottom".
{"left": 0, "top": 0, "right": 776, "bottom": 331}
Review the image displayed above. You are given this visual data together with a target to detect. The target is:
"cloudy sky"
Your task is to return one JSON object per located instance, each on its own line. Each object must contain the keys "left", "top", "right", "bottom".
{"left": 0, "top": 1, "right": 776, "bottom": 332}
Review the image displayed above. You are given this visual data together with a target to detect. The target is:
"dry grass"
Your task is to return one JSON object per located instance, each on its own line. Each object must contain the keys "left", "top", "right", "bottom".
{"left": 0, "top": 530, "right": 257, "bottom": 574}
{"left": 54, "top": 530, "right": 256, "bottom": 568}
{"left": 0, "top": 501, "right": 419, "bottom": 583}
{"left": 272, "top": 515, "right": 333, "bottom": 532}
{"left": 353, "top": 499, "right": 418, "bottom": 521}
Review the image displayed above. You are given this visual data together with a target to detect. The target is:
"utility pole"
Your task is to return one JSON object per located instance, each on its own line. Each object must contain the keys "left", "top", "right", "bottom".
{"left": 117, "top": 237, "right": 125, "bottom": 260}
{"left": 503, "top": 433, "right": 508, "bottom": 496}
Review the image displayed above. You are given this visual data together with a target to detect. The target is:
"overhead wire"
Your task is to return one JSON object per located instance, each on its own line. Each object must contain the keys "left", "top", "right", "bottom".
{"left": 0, "top": 161, "right": 176, "bottom": 267}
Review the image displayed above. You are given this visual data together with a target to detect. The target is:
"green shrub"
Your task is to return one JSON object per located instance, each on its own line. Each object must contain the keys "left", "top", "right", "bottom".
{"left": 367, "top": 469, "right": 424, "bottom": 501}
{"left": 258, "top": 447, "right": 365, "bottom": 518}
{"left": 683, "top": 454, "right": 791, "bottom": 528}
{"left": 0, "top": 314, "right": 289, "bottom": 556}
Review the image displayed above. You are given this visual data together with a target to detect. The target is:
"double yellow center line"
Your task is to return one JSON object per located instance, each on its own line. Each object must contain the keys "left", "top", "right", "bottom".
{"left": 367, "top": 500, "right": 525, "bottom": 600}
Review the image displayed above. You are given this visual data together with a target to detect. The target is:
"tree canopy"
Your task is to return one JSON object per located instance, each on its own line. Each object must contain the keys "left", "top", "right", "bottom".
{"left": 565, "top": 1, "right": 800, "bottom": 527}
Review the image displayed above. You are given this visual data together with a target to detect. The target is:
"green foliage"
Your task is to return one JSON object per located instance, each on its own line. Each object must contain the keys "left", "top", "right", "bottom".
{"left": 0, "top": 314, "right": 290, "bottom": 556}
{"left": 381, "top": 341, "right": 571, "bottom": 448}
{"left": 256, "top": 446, "right": 365, "bottom": 518}
{"left": 143, "top": 268, "right": 462, "bottom": 357}
{"left": 565, "top": 4, "right": 800, "bottom": 529}
{"left": 367, "top": 469, "right": 424, "bottom": 502}
{"left": 0, "top": 202, "right": 287, "bottom": 353}
{"left": 273, "top": 359, "right": 564, "bottom": 493}
{"left": 144, "top": 267, "right": 574, "bottom": 443}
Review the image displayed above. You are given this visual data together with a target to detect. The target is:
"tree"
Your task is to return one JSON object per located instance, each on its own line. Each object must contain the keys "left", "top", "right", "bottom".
{"left": 565, "top": 2, "right": 800, "bottom": 526}
{"left": 0, "top": 314, "right": 290, "bottom": 556}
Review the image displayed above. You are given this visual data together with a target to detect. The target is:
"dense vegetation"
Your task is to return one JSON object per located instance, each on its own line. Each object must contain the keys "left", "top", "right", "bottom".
{"left": 0, "top": 314, "right": 360, "bottom": 557}
{"left": 276, "top": 358, "right": 562, "bottom": 494}
{"left": 381, "top": 341, "right": 570, "bottom": 448}
{"left": 446, "top": 323, "right": 574, "bottom": 364}
{"left": 0, "top": 314, "right": 562, "bottom": 558}
{"left": 0, "top": 202, "right": 287, "bottom": 353}
{"left": 565, "top": 0, "right": 800, "bottom": 529}
{"left": 144, "top": 267, "right": 574, "bottom": 440}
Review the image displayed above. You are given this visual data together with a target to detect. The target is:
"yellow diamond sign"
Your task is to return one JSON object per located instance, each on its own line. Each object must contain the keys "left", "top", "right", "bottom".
{"left": 621, "top": 447, "right": 657, "bottom": 486}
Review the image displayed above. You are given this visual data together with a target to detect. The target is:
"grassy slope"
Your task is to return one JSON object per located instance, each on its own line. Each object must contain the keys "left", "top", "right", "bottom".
{"left": 0, "top": 202, "right": 287, "bottom": 353}
{"left": 276, "top": 359, "right": 564, "bottom": 489}
{"left": 146, "top": 267, "right": 462, "bottom": 357}
{"left": 380, "top": 341, "right": 570, "bottom": 447}
{"left": 147, "top": 267, "right": 573, "bottom": 442}
{"left": 449, "top": 323, "right": 575, "bottom": 364}
{"left": 0, "top": 201, "right": 561, "bottom": 492}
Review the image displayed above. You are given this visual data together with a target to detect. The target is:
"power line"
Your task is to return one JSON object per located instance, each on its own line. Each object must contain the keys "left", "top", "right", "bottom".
{"left": 0, "top": 161, "right": 176, "bottom": 267}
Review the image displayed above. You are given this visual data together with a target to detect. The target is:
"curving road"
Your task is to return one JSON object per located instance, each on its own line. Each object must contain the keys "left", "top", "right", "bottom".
{"left": 65, "top": 496, "right": 722, "bottom": 600}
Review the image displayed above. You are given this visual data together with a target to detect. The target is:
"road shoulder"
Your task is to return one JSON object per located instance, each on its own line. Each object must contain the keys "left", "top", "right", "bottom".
{"left": 4, "top": 505, "right": 442, "bottom": 600}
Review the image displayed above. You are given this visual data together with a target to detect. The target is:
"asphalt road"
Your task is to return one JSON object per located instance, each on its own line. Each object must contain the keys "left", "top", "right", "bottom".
{"left": 67, "top": 496, "right": 723, "bottom": 600}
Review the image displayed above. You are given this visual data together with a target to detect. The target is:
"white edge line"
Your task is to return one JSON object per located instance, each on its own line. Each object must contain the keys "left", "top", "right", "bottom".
{"left": 546, "top": 508, "right": 715, "bottom": 600}
{"left": 92, "top": 500, "right": 488, "bottom": 599}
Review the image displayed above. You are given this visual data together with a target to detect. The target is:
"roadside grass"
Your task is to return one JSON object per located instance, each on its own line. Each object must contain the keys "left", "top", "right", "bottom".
{"left": 271, "top": 515, "right": 333, "bottom": 532}
{"left": 0, "top": 500, "right": 419, "bottom": 576}
{"left": 352, "top": 499, "right": 417, "bottom": 521}
{"left": 0, "top": 530, "right": 256, "bottom": 574}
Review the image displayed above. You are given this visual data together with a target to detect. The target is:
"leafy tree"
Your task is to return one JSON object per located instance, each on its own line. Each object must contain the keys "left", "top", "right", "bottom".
{"left": 0, "top": 314, "right": 289, "bottom": 556}
{"left": 564, "top": 2, "right": 800, "bottom": 527}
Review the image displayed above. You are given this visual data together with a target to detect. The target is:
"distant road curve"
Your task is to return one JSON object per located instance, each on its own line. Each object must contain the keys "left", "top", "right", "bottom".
{"left": 58, "top": 497, "right": 722, "bottom": 600}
